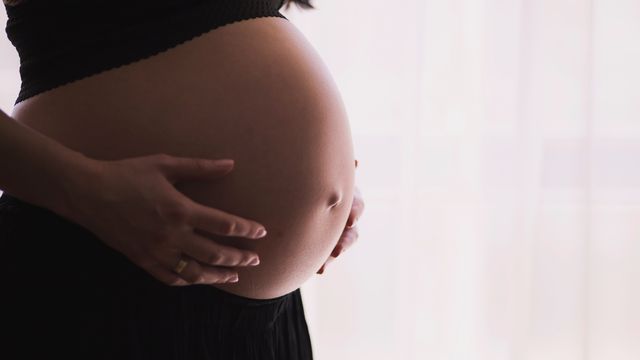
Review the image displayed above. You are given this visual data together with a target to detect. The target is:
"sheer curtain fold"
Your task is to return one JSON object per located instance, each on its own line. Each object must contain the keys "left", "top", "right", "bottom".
{"left": 285, "top": 0, "right": 640, "bottom": 359}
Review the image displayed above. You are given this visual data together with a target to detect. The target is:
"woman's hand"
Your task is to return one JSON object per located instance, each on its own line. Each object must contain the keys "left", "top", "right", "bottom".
{"left": 317, "top": 170, "right": 364, "bottom": 275}
{"left": 60, "top": 154, "right": 268, "bottom": 286}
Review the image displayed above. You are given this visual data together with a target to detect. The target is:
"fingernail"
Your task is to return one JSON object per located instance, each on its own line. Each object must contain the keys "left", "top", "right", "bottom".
{"left": 228, "top": 274, "right": 239, "bottom": 282}
{"left": 255, "top": 228, "right": 267, "bottom": 238}
{"left": 249, "top": 257, "right": 260, "bottom": 266}
{"left": 217, "top": 159, "right": 234, "bottom": 167}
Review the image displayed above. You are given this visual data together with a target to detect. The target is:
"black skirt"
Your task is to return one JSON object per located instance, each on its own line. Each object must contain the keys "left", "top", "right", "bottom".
{"left": 0, "top": 192, "right": 314, "bottom": 360}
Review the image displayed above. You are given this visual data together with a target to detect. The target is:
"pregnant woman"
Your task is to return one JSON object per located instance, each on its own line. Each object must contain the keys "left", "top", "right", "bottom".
{"left": 0, "top": 0, "right": 364, "bottom": 359}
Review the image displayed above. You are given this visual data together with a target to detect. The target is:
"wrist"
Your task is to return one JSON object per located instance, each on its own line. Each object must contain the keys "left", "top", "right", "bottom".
{"left": 51, "top": 151, "right": 105, "bottom": 222}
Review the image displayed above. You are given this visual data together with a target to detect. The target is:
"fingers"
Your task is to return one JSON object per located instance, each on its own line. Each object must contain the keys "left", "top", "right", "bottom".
{"left": 173, "top": 256, "right": 240, "bottom": 285}
{"left": 331, "top": 226, "right": 359, "bottom": 258}
{"left": 155, "top": 154, "right": 236, "bottom": 184}
{"left": 136, "top": 237, "right": 256, "bottom": 286}
{"left": 138, "top": 260, "right": 190, "bottom": 286}
{"left": 187, "top": 200, "right": 267, "bottom": 239}
{"left": 346, "top": 214, "right": 357, "bottom": 228}
{"left": 155, "top": 155, "right": 268, "bottom": 238}
{"left": 156, "top": 251, "right": 242, "bottom": 285}
{"left": 346, "top": 187, "right": 365, "bottom": 228}
{"left": 317, "top": 255, "right": 337, "bottom": 274}
{"left": 318, "top": 227, "right": 359, "bottom": 275}
{"left": 181, "top": 231, "right": 261, "bottom": 267}
{"left": 346, "top": 206, "right": 363, "bottom": 228}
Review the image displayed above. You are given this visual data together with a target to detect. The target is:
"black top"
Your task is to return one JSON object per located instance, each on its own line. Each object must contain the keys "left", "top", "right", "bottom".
{"left": 3, "top": 0, "right": 288, "bottom": 105}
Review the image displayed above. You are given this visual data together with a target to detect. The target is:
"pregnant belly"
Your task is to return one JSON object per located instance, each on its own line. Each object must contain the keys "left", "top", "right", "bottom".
{"left": 10, "top": 17, "right": 356, "bottom": 299}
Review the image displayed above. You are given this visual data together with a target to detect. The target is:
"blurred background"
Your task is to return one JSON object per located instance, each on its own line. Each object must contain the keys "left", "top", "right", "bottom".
{"left": 2, "top": 0, "right": 639, "bottom": 359}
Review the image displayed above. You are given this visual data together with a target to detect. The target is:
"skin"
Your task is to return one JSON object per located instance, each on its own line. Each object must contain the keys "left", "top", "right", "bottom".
{"left": 10, "top": 16, "right": 361, "bottom": 299}
{"left": 318, "top": 174, "right": 364, "bottom": 274}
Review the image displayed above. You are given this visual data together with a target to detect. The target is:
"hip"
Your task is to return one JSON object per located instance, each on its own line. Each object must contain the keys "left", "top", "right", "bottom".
{"left": 0, "top": 192, "right": 314, "bottom": 359}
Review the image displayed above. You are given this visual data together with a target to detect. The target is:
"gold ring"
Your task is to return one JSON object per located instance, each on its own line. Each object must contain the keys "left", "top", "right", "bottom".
{"left": 173, "top": 258, "right": 189, "bottom": 274}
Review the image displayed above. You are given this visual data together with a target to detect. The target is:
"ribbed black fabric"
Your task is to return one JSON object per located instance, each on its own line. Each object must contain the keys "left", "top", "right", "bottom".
{"left": 3, "top": 0, "right": 288, "bottom": 105}
{"left": 0, "top": 191, "right": 314, "bottom": 360}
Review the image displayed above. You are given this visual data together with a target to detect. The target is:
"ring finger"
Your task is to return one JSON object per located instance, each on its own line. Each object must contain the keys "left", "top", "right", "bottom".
{"left": 181, "top": 231, "right": 260, "bottom": 268}
{"left": 157, "top": 250, "right": 240, "bottom": 285}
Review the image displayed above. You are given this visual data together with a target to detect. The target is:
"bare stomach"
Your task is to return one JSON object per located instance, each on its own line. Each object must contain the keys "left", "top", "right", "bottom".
{"left": 9, "top": 17, "right": 356, "bottom": 299}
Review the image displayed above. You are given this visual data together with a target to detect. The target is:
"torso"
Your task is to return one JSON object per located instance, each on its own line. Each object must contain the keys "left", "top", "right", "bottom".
{"left": 9, "top": 16, "right": 355, "bottom": 299}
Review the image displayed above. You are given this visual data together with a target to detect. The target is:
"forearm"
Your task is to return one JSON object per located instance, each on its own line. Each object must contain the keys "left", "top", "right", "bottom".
{"left": 0, "top": 108, "right": 98, "bottom": 216}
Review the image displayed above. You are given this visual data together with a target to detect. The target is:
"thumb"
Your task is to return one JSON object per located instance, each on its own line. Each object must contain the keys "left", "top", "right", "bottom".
{"left": 159, "top": 156, "right": 235, "bottom": 184}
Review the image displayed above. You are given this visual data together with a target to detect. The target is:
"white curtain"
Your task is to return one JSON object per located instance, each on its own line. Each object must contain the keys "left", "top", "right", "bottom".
{"left": 2, "top": 1, "right": 639, "bottom": 359}
{"left": 284, "top": 0, "right": 640, "bottom": 359}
